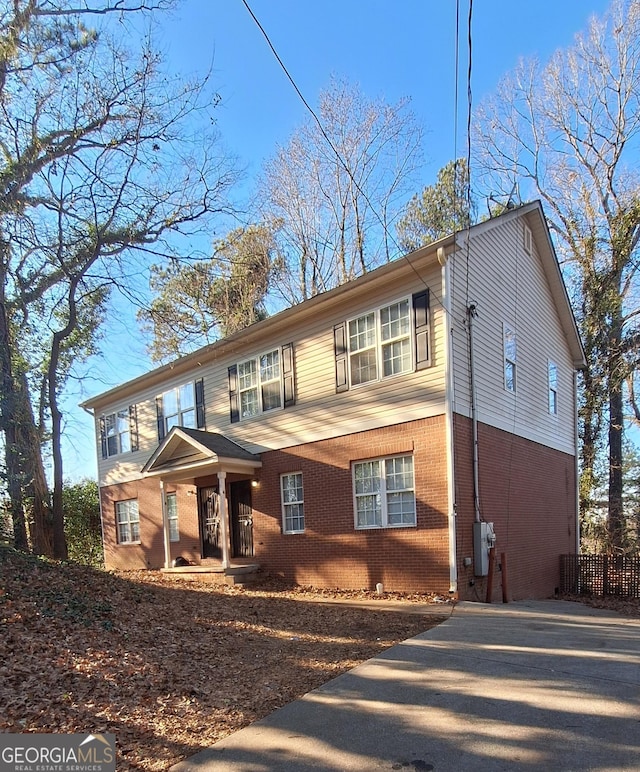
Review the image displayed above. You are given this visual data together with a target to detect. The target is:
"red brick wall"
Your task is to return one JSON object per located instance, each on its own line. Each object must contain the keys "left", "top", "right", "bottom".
{"left": 101, "top": 481, "right": 200, "bottom": 570}
{"left": 453, "top": 415, "right": 577, "bottom": 601}
{"left": 251, "top": 417, "right": 451, "bottom": 594}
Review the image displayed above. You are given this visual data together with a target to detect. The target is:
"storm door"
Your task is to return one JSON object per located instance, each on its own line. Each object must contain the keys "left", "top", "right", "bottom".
{"left": 198, "top": 486, "right": 221, "bottom": 558}
{"left": 230, "top": 480, "right": 254, "bottom": 558}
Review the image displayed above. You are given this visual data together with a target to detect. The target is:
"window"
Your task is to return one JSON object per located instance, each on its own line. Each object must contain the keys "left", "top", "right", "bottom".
{"left": 334, "top": 293, "right": 429, "bottom": 393}
{"left": 353, "top": 455, "right": 415, "bottom": 529}
{"left": 348, "top": 299, "right": 412, "bottom": 386}
{"left": 548, "top": 360, "right": 558, "bottom": 415}
{"left": 228, "top": 344, "right": 295, "bottom": 423}
{"left": 156, "top": 378, "right": 205, "bottom": 440}
{"left": 166, "top": 493, "right": 179, "bottom": 542}
{"left": 503, "top": 324, "right": 517, "bottom": 393}
{"left": 524, "top": 223, "right": 533, "bottom": 254}
{"left": 100, "top": 406, "right": 138, "bottom": 458}
{"left": 281, "top": 473, "right": 304, "bottom": 533}
{"left": 116, "top": 499, "right": 140, "bottom": 544}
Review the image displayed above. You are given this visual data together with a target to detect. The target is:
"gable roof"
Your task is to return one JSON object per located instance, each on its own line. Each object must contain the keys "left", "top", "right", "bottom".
{"left": 81, "top": 200, "right": 585, "bottom": 410}
{"left": 141, "top": 426, "right": 261, "bottom": 479}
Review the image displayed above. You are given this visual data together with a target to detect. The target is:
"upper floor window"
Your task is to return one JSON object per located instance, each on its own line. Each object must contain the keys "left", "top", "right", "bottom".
{"left": 353, "top": 454, "right": 416, "bottom": 529}
{"left": 548, "top": 360, "right": 558, "bottom": 415}
{"left": 100, "top": 406, "right": 138, "bottom": 458}
{"left": 166, "top": 492, "right": 179, "bottom": 542}
{"left": 503, "top": 324, "right": 517, "bottom": 393}
{"left": 281, "top": 472, "right": 305, "bottom": 534}
{"left": 116, "top": 499, "right": 140, "bottom": 544}
{"left": 156, "top": 378, "right": 205, "bottom": 441}
{"left": 228, "top": 344, "right": 295, "bottom": 423}
{"left": 334, "top": 292, "right": 430, "bottom": 393}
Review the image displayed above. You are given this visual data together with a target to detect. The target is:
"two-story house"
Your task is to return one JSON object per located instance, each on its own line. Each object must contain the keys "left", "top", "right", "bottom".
{"left": 82, "top": 201, "right": 585, "bottom": 601}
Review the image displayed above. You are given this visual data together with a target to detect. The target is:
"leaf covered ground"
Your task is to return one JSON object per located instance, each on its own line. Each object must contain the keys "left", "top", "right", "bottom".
{"left": 0, "top": 547, "right": 448, "bottom": 771}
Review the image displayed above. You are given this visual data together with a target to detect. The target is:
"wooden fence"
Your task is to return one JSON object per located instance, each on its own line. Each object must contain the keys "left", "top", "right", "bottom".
{"left": 560, "top": 554, "right": 640, "bottom": 598}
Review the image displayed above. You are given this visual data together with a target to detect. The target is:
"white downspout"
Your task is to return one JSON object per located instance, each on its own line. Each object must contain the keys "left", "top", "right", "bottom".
{"left": 439, "top": 247, "right": 458, "bottom": 595}
{"left": 574, "top": 370, "right": 581, "bottom": 554}
{"left": 217, "top": 470, "right": 230, "bottom": 569}
{"left": 160, "top": 479, "right": 171, "bottom": 569}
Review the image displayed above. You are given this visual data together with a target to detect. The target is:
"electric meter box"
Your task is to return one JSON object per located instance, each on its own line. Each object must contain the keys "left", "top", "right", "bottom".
{"left": 473, "top": 521, "right": 496, "bottom": 576}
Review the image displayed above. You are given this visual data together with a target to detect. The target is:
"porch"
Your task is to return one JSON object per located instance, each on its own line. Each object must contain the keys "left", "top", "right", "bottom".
{"left": 160, "top": 559, "right": 262, "bottom": 585}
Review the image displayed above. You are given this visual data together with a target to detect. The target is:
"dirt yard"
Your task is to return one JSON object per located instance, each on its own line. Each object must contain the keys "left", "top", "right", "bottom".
{"left": 0, "top": 548, "right": 449, "bottom": 771}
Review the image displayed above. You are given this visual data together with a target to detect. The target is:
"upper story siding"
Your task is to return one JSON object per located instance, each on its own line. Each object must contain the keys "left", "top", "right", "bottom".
{"left": 449, "top": 206, "right": 584, "bottom": 456}
{"left": 87, "top": 256, "right": 447, "bottom": 485}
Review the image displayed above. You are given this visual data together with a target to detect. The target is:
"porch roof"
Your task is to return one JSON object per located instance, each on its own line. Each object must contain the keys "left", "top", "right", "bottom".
{"left": 141, "top": 426, "right": 262, "bottom": 481}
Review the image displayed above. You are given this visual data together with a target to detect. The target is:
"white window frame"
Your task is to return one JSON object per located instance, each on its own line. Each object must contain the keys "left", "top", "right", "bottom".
{"left": 503, "top": 323, "right": 517, "bottom": 393}
{"left": 280, "top": 472, "right": 305, "bottom": 534}
{"left": 347, "top": 298, "right": 413, "bottom": 387}
{"left": 524, "top": 223, "right": 533, "bottom": 254}
{"left": 162, "top": 382, "right": 196, "bottom": 433}
{"left": 116, "top": 499, "right": 140, "bottom": 544}
{"left": 238, "top": 348, "right": 283, "bottom": 419}
{"left": 166, "top": 492, "right": 179, "bottom": 542}
{"left": 104, "top": 409, "right": 130, "bottom": 457}
{"left": 548, "top": 360, "right": 558, "bottom": 415}
{"left": 352, "top": 454, "right": 416, "bottom": 530}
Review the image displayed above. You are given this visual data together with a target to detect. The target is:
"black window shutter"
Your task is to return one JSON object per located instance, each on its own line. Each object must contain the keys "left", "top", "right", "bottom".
{"left": 282, "top": 343, "right": 296, "bottom": 407}
{"left": 413, "top": 290, "right": 430, "bottom": 370}
{"left": 333, "top": 322, "right": 349, "bottom": 393}
{"left": 228, "top": 365, "right": 239, "bottom": 423}
{"left": 129, "top": 404, "right": 139, "bottom": 452}
{"left": 156, "top": 395, "right": 165, "bottom": 441}
{"left": 195, "top": 378, "right": 206, "bottom": 428}
{"left": 99, "top": 416, "right": 107, "bottom": 459}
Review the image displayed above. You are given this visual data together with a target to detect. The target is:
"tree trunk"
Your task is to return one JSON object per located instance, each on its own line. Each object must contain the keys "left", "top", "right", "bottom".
{"left": 607, "top": 307, "right": 625, "bottom": 551}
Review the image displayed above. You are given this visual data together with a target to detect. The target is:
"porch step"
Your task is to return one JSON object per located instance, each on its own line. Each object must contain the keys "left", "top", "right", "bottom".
{"left": 160, "top": 563, "right": 261, "bottom": 586}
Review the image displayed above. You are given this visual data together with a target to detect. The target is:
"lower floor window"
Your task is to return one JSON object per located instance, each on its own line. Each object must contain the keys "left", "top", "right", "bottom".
{"left": 281, "top": 472, "right": 304, "bottom": 533}
{"left": 353, "top": 455, "right": 415, "bottom": 529}
{"left": 166, "top": 492, "right": 179, "bottom": 542}
{"left": 116, "top": 499, "right": 140, "bottom": 543}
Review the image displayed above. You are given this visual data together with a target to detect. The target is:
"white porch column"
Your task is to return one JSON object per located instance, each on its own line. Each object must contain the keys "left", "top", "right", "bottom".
{"left": 217, "top": 471, "right": 230, "bottom": 569}
{"left": 160, "top": 479, "right": 171, "bottom": 569}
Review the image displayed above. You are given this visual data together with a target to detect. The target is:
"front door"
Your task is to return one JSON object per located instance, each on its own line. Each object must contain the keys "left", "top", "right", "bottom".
{"left": 198, "top": 486, "right": 221, "bottom": 558}
{"left": 230, "top": 480, "right": 254, "bottom": 558}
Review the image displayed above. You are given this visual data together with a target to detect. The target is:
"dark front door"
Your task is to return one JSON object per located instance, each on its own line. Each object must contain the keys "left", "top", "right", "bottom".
{"left": 230, "top": 480, "right": 254, "bottom": 558}
{"left": 198, "top": 486, "right": 221, "bottom": 558}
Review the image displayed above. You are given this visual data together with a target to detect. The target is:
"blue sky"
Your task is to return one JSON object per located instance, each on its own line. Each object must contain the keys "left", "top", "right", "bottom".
{"left": 64, "top": 0, "right": 611, "bottom": 481}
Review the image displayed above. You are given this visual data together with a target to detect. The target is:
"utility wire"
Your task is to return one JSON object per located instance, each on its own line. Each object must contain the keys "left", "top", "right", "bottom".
{"left": 240, "top": 0, "right": 447, "bottom": 305}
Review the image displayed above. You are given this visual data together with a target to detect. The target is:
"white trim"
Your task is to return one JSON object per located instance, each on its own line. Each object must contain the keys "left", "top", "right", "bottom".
{"left": 280, "top": 472, "right": 305, "bottom": 534}
{"left": 160, "top": 480, "right": 171, "bottom": 569}
{"left": 442, "top": 259, "right": 458, "bottom": 594}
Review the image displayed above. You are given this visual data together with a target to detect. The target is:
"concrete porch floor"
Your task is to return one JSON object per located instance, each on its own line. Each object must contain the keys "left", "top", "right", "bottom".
{"left": 160, "top": 561, "right": 261, "bottom": 585}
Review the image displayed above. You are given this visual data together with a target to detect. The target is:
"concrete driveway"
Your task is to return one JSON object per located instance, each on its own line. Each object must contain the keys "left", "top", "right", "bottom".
{"left": 171, "top": 600, "right": 640, "bottom": 772}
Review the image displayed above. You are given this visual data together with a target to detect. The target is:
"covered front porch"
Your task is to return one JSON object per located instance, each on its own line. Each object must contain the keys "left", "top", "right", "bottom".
{"left": 141, "top": 426, "right": 262, "bottom": 576}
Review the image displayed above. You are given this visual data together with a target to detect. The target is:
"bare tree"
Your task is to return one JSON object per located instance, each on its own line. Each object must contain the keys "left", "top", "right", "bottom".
{"left": 473, "top": 0, "right": 640, "bottom": 550}
{"left": 258, "top": 77, "right": 424, "bottom": 303}
{"left": 0, "top": 1, "right": 238, "bottom": 557}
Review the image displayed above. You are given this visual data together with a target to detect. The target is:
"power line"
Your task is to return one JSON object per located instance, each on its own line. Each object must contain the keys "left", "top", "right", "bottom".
{"left": 239, "top": 0, "right": 447, "bottom": 305}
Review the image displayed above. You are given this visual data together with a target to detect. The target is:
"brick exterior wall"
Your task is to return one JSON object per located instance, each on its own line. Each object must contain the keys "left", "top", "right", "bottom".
{"left": 100, "top": 416, "right": 451, "bottom": 592}
{"left": 251, "top": 416, "right": 451, "bottom": 594}
{"left": 453, "top": 415, "right": 578, "bottom": 602}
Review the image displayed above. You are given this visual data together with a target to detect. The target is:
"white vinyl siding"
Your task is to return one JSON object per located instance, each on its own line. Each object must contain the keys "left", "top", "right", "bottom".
{"left": 353, "top": 455, "right": 415, "bottom": 529}
{"left": 281, "top": 473, "right": 304, "bottom": 533}
{"left": 449, "top": 214, "right": 578, "bottom": 455}
{"left": 116, "top": 499, "right": 140, "bottom": 544}
{"left": 93, "top": 261, "right": 446, "bottom": 487}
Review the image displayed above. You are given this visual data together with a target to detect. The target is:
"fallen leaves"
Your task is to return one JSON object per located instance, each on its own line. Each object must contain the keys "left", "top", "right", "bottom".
{"left": 1, "top": 548, "right": 447, "bottom": 771}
